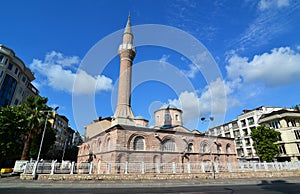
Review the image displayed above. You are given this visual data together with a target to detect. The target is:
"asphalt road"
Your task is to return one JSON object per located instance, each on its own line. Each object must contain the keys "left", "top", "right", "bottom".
{"left": 1, "top": 175, "right": 300, "bottom": 194}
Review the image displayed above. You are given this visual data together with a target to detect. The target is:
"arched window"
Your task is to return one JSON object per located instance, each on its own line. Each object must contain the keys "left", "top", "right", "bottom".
{"left": 217, "top": 144, "right": 222, "bottom": 154}
{"left": 162, "top": 139, "right": 176, "bottom": 152}
{"left": 187, "top": 143, "right": 193, "bottom": 152}
{"left": 107, "top": 138, "right": 111, "bottom": 152}
{"left": 92, "top": 141, "right": 97, "bottom": 152}
{"left": 99, "top": 141, "right": 102, "bottom": 152}
{"left": 201, "top": 143, "right": 208, "bottom": 153}
{"left": 84, "top": 145, "right": 87, "bottom": 152}
{"left": 165, "top": 113, "right": 171, "bottom": 121}
{"left": 133, "top": 136, "right": 145, "bottom": 151}
{"left": 175, "top": 114, "right": 180, "bottom": 121}
{"left": 226, "top": 144, "right": 230, "bottom": 154}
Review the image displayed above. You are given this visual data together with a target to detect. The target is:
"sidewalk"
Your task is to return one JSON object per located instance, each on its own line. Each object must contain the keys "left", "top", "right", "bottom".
{"left": 1, "top": 175, "right": 300, "bottom": 189}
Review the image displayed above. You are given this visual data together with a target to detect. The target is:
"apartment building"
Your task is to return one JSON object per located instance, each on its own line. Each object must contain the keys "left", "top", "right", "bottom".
{"left": 208, "top": 106, "right": 281, "bottom": 161}
{"left": 259, "top": 108, "right": 300, "bottom": 162}
{"left": 49, "top": 113, "right": 83, "bottom": 160}
{"left": 0, "top": 45, "right": 38, "bottom": 108}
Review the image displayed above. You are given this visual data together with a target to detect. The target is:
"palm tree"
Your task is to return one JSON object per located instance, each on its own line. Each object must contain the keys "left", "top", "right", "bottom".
{"left": 20, "top": 96, "right": 51, "bottom": 160}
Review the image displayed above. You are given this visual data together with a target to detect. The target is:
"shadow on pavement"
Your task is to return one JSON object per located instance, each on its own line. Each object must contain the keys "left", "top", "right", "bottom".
{"left": 258, "top": 179, "right": 300, "bottom": 194}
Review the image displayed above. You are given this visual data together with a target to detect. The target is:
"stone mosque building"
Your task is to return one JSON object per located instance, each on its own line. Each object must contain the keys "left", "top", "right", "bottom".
{"left": 77, "top": 17, "right": 237, "bottom": 173}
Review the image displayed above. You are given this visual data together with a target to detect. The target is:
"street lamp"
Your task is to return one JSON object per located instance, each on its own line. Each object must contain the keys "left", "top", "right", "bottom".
{"left": 201, "top": 117, "right": 218, "bottom": 179}
{"left": 32, "top": 106, "right": 59, "bottom": 179}
{"left": 62, "top": 132, "right": 68, "bottom": 161}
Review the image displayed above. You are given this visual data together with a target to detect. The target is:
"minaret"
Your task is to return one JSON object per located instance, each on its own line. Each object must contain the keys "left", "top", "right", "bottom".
{"left": 112, "top": 16, "right": 136, "bottom": 126}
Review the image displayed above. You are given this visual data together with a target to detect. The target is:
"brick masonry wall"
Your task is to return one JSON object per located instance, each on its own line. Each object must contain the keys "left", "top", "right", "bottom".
{"left": 78, "top": 126, "right": 237, "bottom": 165}
{"left": 21, "top": 171, "right": 300, "bottom": 181}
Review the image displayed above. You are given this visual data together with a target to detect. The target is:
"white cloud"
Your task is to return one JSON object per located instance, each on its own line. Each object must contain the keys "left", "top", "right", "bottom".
{"left": 226, "top": 47, "right": 300, "bottom": 87}
{"left": 233, "top": 0, "right": 295, "bottom": 48}
{"left": 168, "top": 78, "right": 240, "bottom": 126}
{"left": 184, "top": 52, "right": 213, "bottom": 78}
{"left": 198, "top": 78, "right": 240, "bottom": 115}
{"left": 73, "top": 70, "right": 113, "bottom": 95}
{"left": 258, "top": 0, "right": 289, "bottom": 11}
{"left": 30, "top": 51, "right": 113, "bottom": 94}
{"left": 45, "top": 51, "right": 80, "bottom": 67}
{"left": 168, "top": 91, "right": 200, "bottom": 120}
{"left": 159, "top": 54, "right": 170, "bottom": 63}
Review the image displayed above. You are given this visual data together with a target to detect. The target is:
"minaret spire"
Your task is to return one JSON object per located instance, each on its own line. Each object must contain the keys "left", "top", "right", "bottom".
{"left": 112, "top": 16, "right": 136, "bottom": 126}
{"left": 124, "top": 14, "right": 132, "bottom": 35}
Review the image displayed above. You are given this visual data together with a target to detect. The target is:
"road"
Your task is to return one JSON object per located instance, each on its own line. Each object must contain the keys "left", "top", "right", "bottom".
{"left": 1, "top": 175, "right": 300, "bottom": 193}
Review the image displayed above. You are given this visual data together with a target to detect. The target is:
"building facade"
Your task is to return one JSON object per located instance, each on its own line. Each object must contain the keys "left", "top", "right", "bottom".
{"left": 77, "top": 17, "right": 237, "bottom": 173}
{"left": 208, "top": 106, "right": 281, "bottom": 161}
{"left": 48, "top": 113, "right": 82, "bottom": 160}
{"left": 0, "top": 45, "right": 38, "bottom": 108}
{"left": 259, "top": 108, "right": 300, "bottom": 162}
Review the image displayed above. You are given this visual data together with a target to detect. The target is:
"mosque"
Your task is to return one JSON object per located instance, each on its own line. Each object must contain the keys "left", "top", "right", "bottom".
{"left": 77, "top": 16, "right": 237, "bottom": 173}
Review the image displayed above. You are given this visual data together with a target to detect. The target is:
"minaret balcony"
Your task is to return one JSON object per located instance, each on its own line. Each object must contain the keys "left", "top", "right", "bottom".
{"left": 118, "top": 43, "right": 136, "bottom": 52}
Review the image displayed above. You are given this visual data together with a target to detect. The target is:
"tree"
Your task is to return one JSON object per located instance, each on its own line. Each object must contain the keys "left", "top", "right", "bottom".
{"left": 294, "top": 105, "right": 300, "bottom": 111}
{"left": 251, "top": 126, "right": 280, "bottom": 162}
{"left": 20, "top": 96, "right": 51, "bottom": 160}
{"left": 0, "top": 105, "right": 26, "bottom": 168}
{"left": 63, "top": 146, "right": 79, "bottom": 162}
{"left": 29, "top": 124, "right": 56, "bottom": 160}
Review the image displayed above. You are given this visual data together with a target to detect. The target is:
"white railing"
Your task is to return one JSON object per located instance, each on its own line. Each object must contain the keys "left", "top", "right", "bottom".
{"left": 23, "top": 161, "right": 300, "bottom": 175}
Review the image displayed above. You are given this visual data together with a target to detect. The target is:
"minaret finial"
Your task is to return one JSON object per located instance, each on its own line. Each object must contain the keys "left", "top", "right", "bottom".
{"left": 124, "top": 13, "right": 132, "bottom": 34}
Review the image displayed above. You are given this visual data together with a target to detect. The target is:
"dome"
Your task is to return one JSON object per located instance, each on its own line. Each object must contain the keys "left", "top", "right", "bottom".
{"left": 134, "top": 116, "right": 147, "bottom": 120}
{"left": 154, "top": 104, "right": 183, "bottom": 128}
{"left": 157, "top": 104, "right": 182, "bottom": 112}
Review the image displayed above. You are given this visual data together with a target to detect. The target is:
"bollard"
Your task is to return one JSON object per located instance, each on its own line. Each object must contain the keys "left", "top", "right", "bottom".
{"left": 264, "top": 161, "right": 268, "bottom": 171}
{"left": 253, "top": 163, "right": 257, "bottom": 172}
{"left": 97, "top": 161, "right": 101, "bottom": 174}
{"left": 227, "top": 163, "right": 232, "bottom": 172}
{"left": 89, "top": 162, "right": 93, "bottom": 174}
{"left": 201, "top": 162, "right": 205, "bottom": 173}
{"left": 70, "top": 162, "right": 75, "bottom": 174}
{"left": 125, "top": 161, "right": 128, "bottom": 174}
{"left": 32, "top": 161, "right": 38, "bottom": 176}
{"left": 107, "top": 163, "right": 111, "bottom": 174}
{"left": 215, "top": 163, "right": 219, "bottom": 173}
{"left": 275, "top": 162, "right": 279, "bottom": 171}
{"left": 172, "top": 162, "right": 176, "bottom": 173}
{"left": 187, "top": 162, "right": 191, "bottom": 174}
{"left": 50, "top": 161, "right": 56, "bottom": 175}
{"left": 157, "top": 163, "right": 161, "bottom": 174}
{"left": 23, "top": 162, "right": 29, "bottom": 174}
{"left": 141, "top": 162, "right": 145, "bottom": 174}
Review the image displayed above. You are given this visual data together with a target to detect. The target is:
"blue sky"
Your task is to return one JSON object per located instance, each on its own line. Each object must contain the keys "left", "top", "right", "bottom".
{"left": 1, "top": 0, "right": 300, "bottom": 135}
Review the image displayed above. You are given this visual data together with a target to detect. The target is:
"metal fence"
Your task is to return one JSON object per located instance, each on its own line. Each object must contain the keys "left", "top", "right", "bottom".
{"left": 23, "top": 161, "right": 300, "bottom": 175}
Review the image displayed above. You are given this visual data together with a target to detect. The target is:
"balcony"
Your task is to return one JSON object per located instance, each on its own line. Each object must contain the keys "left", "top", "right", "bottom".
{"left": 232, "top": 123, "right": 239, "bottom": 129}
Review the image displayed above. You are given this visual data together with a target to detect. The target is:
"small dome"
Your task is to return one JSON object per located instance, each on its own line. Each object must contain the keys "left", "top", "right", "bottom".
{"left": 154, "top": 104, "right": 183, "bottom": 128}
{"left": 158, "top": 104, "right": 182, "bottom": 112}
{"left": 135, "top": 116, "right": 147, "bottom": 120}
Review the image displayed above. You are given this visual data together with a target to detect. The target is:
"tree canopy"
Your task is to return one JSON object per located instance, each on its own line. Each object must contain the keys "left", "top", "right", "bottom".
{"left": 30, "top": 124, "right": 56, "bottom": 159}
{"left": 251, "top": 125, "right": 280, "bottom": 162}
{"left": 0, "top": 96, "right": 56, "bottom": 167}
{"left": 0, "top": 105, "right": 26, "bottom": 165}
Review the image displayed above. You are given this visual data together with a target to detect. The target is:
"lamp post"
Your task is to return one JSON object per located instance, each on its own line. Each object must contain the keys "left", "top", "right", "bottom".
{"left": 62, "top": 136, "right": 67, "bottom": 161}
{"left": 32, "top": 106, "right": 59, "bottom": 179}
{"left": 209, "top": 136, "right": 215, "bottom": 179}
{"left": 62, "top": 127, "right": 71, "bottom": 162}
{"left": 201, "top": 117, "right": 217, "bottom": 179}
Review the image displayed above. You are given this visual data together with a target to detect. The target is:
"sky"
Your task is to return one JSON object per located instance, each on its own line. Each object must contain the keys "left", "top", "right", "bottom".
{"left": 1, "top": 0, "right": 300, "bottom": 135}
